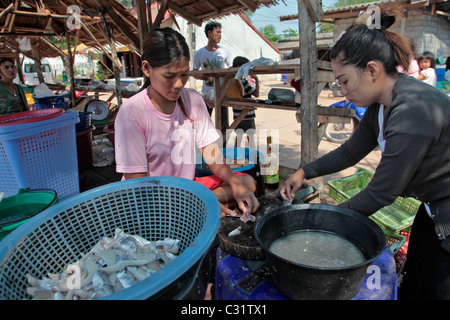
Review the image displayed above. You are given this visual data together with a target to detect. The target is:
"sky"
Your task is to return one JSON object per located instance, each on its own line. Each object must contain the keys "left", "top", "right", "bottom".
{"left": 250, "top": 0, "right": 338, "bottom": 34}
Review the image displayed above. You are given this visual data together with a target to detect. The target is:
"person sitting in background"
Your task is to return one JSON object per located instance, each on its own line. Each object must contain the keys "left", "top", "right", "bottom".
{"left": 416, "top": 51, "right": 437, "bottom": 86}
{"left": 231, "top": 56, "right": 259, "bottom": 148}
{"left": 0, "top": 57, "right": 27, "bottom": 115}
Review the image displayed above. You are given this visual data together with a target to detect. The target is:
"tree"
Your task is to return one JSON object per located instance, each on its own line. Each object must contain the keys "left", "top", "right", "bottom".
{"left": 282, "top": 28, "right": 298, "bottom": 38}
{"left": 259, "top": 24, "right": 281, "bottom": 44}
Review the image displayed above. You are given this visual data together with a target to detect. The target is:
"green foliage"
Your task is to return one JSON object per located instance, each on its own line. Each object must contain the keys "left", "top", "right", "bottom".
{"left": 282, "top": 28, "right": 298, "bottom": 38}
{"left": 259, "top": 24, "right": 281, "bottom": 44}
{"left": 334, "top": 0, "right": 372, "bottom": 6}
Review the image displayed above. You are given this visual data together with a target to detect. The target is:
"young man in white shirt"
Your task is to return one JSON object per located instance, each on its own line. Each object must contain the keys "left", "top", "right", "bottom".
{"left": 193, "top": 21, "right": 233, "bottom": 137}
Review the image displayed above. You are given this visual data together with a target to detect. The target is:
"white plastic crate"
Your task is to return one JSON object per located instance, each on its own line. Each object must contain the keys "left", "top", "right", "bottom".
{"left": 0, "top": 111, "right": 80, "bottom": 200}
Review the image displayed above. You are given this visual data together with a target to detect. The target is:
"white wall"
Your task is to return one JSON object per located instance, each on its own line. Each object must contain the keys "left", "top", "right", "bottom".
{"left": 172, "top": 14, "right": 282, "bottom": 87}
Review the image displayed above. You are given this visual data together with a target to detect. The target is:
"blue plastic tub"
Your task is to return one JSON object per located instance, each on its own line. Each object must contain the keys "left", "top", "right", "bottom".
{"left": 0, "top": 177, "right": 220, "bottom": 300}
{"left": 436, "top": 67, "right": 445, "bottom": 82}
{"left": 195, "top": 147, "right": 263, "bottom": 177}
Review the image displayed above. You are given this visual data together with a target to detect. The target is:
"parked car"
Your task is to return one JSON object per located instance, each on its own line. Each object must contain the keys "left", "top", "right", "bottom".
{"left": 22, "top": 58, "right": 55, "bottom": 85}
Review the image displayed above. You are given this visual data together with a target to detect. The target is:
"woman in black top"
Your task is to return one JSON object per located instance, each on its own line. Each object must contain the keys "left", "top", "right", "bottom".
{"left": 281, "top": 3, "right": 450, "bottom": 299}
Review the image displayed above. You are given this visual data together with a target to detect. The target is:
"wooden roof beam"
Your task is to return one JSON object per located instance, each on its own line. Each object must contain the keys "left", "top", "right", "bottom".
{"left": 94, "top": 0, "right": 140, "bottom": 51}
{"left": 0, "top": 3, "right": 14, "bottom": 20}
{"left": 203, "top": 0, "right": 221, "bottom": 13}
{"left": 197, "top": 4, "right": 242, "bottom": 20}
{"left": 236, "top": 0, "right": 258, "bottom": 12}
{"left": 136, "top": 0, "right": 148, "bottom": 54}
{"left": 152, "top": 0, "right": 171, "bottom": 29}
{"left": 167, "top": 2, "right": 202, "bottom": 26}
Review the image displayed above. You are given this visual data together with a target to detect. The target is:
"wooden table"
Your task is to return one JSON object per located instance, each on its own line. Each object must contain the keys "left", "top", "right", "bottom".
{"left": 189, "top": 61, "right": 354, "bottom": 141}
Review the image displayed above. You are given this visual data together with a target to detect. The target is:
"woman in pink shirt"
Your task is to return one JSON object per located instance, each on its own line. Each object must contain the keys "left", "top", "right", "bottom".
{"left": 115, "top": 28, "right": 259, "bottom": 217}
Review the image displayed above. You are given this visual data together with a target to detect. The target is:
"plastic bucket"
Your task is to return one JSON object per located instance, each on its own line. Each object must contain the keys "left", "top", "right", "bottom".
{"left": 103, "top": 122, "right": 115, "bottom": 146}
{"left": 0, "top": 189, "right": 58, "bottom": 241}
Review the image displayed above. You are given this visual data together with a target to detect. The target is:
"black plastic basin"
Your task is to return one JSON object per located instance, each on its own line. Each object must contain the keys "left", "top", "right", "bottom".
{"left": 254, "top": 203, "right": 386, "bottom": 300}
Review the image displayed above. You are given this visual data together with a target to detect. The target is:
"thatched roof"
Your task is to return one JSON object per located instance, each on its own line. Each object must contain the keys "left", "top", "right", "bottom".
{"left": 0, "top": 0, "right": 140, "bottom": 60}
{"left": 0, "top": 0, "right": 282, "bottom": 60}
{"left": 155, "top": 0, "right": 283, "bottom": 25}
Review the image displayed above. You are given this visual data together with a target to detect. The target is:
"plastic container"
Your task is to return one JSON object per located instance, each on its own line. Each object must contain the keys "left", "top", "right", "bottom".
{"left": 76, "top": 125, "right": 95, "bottom": 171}
{"left": 268, "top": 88, "right": 295, "bottom": 102}
{"left": 0, "top": 109, "right": 64, "bottom": 129}
{"left": 76, "top": 112, "right": 92, "bottom": 133}
{"left": 436, "top": 81, "right": 450, "bottom": 92}
{"left": 436, "top": 67, "right": 445, "bottom": 82}
{"left": 0, "top": 111, "right": 80, "bottom": 200}
{"left": 0, "top": 177, "right": 220, "bottom": 300}
{"left": 103, "top": 122, "right": 115, "bottom": 146}
{"left": 383, "top": 229, "right": 406, "bottom": 257}
{"left": 33, "top": 94, "right": 69, "bottom": 110}
{"left": 195, "top": 147, "right": 263, "bottom": 178}
{"left": 328, "top": 167, "right": 421, "bottom": 233}
{"left": 0, "top": 188, "right": 58, "bottom": 241}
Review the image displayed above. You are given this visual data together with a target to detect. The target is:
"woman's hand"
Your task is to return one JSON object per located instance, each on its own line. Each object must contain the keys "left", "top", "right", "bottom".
{"left": 229, "top": 176, "right": 260, "bottom": 214}
{"left": 280, "top": 168, "right": 306, "bottom": 202}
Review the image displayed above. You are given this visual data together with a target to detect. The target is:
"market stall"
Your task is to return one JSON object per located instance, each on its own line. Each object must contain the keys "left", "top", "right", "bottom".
{"left": 0, "top": 0, "right": 404, "bottom": 302}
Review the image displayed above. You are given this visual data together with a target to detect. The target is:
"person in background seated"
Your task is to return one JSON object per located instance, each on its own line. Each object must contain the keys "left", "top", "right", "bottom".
{"left": 416, "top": 51, "right": 437, "bottom": 86}
{"left": 0, "top": 57, "right": 27, "bottom": 115}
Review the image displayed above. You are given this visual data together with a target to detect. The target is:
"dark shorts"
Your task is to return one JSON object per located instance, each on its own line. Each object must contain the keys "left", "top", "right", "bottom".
{"left": 235, "top": 118, "right": 255, "bottom": 131}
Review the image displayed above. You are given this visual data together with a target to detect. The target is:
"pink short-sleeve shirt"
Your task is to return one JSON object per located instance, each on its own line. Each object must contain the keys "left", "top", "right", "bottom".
{"left": 115, "top": 88, "right": 220, "bottom": 180}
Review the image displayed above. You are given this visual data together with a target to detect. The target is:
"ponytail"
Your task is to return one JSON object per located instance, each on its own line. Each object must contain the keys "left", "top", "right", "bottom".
{"left": 331, "top": 3, "right": 412, "bottom": 75}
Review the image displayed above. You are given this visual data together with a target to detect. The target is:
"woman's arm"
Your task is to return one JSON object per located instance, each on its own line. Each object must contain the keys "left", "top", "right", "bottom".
{"left": 201, "top": 143, "right": 259, "bottom": 214}
{"left": 123, "top": 172, "right": 147, "bottom": 180}
{"left": 253, "top": 75, "right": 260, "bottom": 98}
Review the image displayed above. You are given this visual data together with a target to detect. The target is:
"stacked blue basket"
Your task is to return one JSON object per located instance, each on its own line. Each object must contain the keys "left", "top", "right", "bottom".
{"left": 0, "top": 110, "right": 80, "bottom": 201}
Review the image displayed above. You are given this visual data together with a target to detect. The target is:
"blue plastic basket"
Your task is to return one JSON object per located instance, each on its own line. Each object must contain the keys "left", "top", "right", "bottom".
{"left": 0, "top": 177, "right": 221, "bottom": 300}
{"left": 0, "top": 111, "right": 80, "bottom": 200}
{"left": 33, "top": 94, "right": 69, "bottom": 110}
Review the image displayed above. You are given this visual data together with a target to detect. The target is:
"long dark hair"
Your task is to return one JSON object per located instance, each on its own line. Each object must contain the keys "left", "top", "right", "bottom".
{"left": 140, "top": 27, "right": 191, "bottom": 120}
{"left": 330, "top": 3, "right": 412, "bottom": 75}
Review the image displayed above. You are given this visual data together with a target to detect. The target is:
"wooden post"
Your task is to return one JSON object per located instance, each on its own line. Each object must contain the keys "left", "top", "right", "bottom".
{"left": 66, "top": 34, "right": 76, "bottom": 109}
{"left": 99, "top": 11, "right": 122, "bottom": 106}
{"left": 136, "top": 0, "right": 149, "bottom": 55}
{"left": 297, "top": 0, "right": 323, "bottom": 166}
{"left": 30, "top": 42, "right": 44, "bottom": 84}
